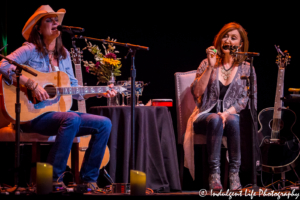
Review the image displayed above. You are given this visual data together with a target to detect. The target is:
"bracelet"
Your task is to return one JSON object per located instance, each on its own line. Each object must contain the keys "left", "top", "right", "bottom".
{"left": 33, "top": 83, "right": 38, "bottom": 90}
{"left": 208, "top": 64, "right": 215, "bottom": 70}
{"left": 225, "top": 110, "right": 231, "bottom": 115}
{"left": 24, "top": 78, "right": 35, "bottom": 90}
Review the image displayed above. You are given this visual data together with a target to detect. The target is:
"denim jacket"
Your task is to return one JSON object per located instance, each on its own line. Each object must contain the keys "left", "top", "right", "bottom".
{"left": 0, "top": 42, "right": 83, "bottom": 100}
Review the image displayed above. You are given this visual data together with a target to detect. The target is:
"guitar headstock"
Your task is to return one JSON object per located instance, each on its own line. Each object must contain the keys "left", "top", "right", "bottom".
{"left": 70, "top": 47, "right": 83, "bottom": 65}
{"left": 275, "top": 45, "right": 291, "bottom": 69}
{"left": 117, "top": 80, "right": 144, "bottom": 96}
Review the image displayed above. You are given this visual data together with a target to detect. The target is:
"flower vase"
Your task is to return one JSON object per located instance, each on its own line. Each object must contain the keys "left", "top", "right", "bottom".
{"left": 107, "top": 73, "right": 119, "bottom": 106}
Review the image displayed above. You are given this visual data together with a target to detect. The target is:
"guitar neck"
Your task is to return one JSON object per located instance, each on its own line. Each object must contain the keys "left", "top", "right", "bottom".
{"left": 57, "top": 86, "right": 123, "bottom": 96}
{"left": 75, "top": 64, "right": 84, "bottom": 86}
{"left": 273, "top": 68, "right": 285, "bottom": 119}
{"left": 77, "top": 98, "right": 87, "bottom": 113}
{"left": 74, "top": 63, "right": 86, "bottom": 113}
{"left": 271, "top": 67, "right": 285, "bottom": 138}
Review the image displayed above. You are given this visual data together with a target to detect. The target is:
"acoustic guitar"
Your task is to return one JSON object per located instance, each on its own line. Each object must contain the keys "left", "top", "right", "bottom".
{"left": 69, "top": 47, "right": 109, "bottom": 170}
{"left": 0, "top": 68, "right": 126, "bottom": 122}
{"left": 258, "top": 46, "right": 300, "bottom": 173}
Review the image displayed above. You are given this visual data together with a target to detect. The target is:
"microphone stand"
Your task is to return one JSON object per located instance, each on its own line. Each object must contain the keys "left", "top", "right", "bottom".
{"left": 73, "top": 35, "right": 149, "bottom": 171}
{"left": 235, "top": 52, "right": 260, "bottom": 191}
{"left": 248, "top": 55, "right": 260, "bottom": 191}
{"left": 0, "top": 52, "right": 37, "bottom": 188}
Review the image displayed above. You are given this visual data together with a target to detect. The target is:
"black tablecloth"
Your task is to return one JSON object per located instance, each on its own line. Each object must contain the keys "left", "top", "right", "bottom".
{"left": 88, "top": 106, "right": 181, "bottom": 192}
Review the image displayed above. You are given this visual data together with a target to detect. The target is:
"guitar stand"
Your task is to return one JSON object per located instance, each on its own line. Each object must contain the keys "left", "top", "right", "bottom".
{"left": 265, "top": 172, "right": 298, "bottom": 190}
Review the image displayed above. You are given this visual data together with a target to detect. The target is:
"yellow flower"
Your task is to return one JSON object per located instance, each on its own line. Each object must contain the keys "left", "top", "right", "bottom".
{"left": 102, "top": 58, "right": 121, "bottom": 66}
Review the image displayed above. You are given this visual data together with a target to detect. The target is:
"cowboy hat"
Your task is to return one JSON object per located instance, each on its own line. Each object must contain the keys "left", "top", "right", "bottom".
{"left": 22, "top": 5, "right": 66, "bottom": 40}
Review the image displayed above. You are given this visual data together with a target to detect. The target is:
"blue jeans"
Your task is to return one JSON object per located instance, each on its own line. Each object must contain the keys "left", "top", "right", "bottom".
{"left": 193, "top": 113, "right": 241, "bottom": 174}
{"left": 21, "top": 111, "right": 111, "bottom": 182}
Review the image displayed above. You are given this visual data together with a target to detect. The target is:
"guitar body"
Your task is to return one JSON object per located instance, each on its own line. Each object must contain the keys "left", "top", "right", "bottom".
{"left": 258, "top": 107, "right": 300, "bottom": 173}
{"left": 75, "top": 142, "right": 110, "bottom": 170}
{"left": 0, "top": 70, "right": 72, "bottom": 123}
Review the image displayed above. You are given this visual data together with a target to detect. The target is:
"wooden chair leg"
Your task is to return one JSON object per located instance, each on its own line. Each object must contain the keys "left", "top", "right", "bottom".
{"left": 71, "top": 143, "right": 80, "bottom": 184}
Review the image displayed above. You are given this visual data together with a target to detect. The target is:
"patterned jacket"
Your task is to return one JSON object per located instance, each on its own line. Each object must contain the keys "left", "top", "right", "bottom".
{"left": 191, "top": 58, "right": 257, "bottom": 113}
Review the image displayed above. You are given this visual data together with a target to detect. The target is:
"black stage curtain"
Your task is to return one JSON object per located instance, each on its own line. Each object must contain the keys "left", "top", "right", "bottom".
{"left": 88, "top": 106, "right": 181, "bottom": 192}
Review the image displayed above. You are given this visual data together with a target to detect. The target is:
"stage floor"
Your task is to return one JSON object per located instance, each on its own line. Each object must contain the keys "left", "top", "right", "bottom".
{"left": 1, "top": 188, "right": 299, "bottom": 199}
{"left": 83, "top": 188, "right": 300, "bottom": 198}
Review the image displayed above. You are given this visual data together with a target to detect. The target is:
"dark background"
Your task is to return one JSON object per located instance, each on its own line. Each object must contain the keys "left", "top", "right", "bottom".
{"left": 1, "top": 0, "right": 300, "bottom": 190}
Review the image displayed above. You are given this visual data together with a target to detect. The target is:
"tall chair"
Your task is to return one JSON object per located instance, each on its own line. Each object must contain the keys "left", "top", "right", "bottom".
{"left": 174, "top": 70, "right": 228, "bottom": 189}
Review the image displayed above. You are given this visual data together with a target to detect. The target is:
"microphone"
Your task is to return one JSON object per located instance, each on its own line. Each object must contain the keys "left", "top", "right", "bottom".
{"left": 231, "top": 45, "right": 239, "bottom": 51}
{"left": 57, "top": 25, "right": 85, "bottom": 33}
{"left": 222, "top": 45, "right": 239, "bottom": 50}
{"left": 225, "top": 45, "right": 239, "bottom": 58}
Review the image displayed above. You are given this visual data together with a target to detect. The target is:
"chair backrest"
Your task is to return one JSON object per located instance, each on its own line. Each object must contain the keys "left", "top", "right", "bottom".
{"left": 174, "top": 70, "right": 197, "bottom": 144}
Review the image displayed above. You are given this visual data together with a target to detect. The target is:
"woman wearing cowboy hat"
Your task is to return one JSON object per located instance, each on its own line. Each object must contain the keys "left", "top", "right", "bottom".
{"left": 0, "top": 5, "right": 116, "bottom": 190}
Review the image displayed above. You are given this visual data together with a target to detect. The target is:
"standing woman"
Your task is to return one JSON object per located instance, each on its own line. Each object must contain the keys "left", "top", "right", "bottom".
{"left": 0, "top": 5, "right": 116, "bottom": 190}
{"left": 183, "top": 22, "right": 258, "bottom": 190}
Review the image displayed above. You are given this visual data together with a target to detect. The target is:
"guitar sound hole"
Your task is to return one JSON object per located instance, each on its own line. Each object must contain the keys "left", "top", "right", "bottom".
{"left": 44, "top": 85, "right": 57, "bottom": 98}
{"left": 269, "top": 119, "right": 284, "bottom": 131}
